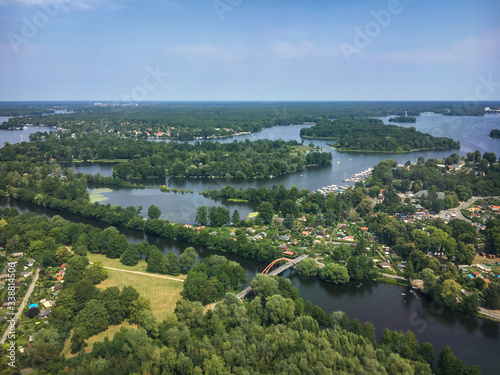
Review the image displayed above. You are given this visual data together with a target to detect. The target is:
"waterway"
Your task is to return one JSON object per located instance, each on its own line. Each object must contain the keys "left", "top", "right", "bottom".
{"left": 1, "top": 197, "right": 499, "bottom": 374}
{"left": 65, "top": 114, "right": 500, "bottom": 223}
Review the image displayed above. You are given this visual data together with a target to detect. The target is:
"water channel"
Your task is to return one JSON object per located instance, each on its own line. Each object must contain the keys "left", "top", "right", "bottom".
{"left": 1, "top": 113, "right": 500, "bottom": 373}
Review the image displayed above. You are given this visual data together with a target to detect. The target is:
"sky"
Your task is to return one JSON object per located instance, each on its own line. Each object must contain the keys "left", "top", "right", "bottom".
{"left": 0, "top": 0, "right": 499, "bottom": 101}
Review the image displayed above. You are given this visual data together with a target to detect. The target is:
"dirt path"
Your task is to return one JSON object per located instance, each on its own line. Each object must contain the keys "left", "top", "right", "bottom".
{"left": 99, "top": 265, "right": 185, "bottom": 283}
{"left": 0, "top": 266, "right": 41, "bottom": 345}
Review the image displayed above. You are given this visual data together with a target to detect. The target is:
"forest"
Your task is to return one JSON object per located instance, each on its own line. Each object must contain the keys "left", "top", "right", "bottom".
{"left": 300, "top": 118, "right": 460, "bottom": 152}
{"left": 0, "top": 136, "right": 331, "bottom": 179}
{"left": 1, "top": 101, "right": 495, "bottom": 137}
{"left": 0, "top": 211, "right": 481, "bottom": 374}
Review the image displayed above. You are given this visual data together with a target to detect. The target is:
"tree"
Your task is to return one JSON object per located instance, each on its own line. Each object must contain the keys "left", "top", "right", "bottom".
{"left": 283, "top": 213, "right": 295, "bottom": 229}
{"left": 130, "top": 296, "right": 152, "bottom": 322}
{"left": 148, "top": 205, "right": 161, "bottom": 220}
{"left": 265, "top": 294, "right": 295, "bottom": 324}
{"left": 208, "top": 206, "right": 230, "bottom": 227}
{"left": 165, "top": 252, "right": 181, "bottom": 276}
{"left": 484, "top": 282, "right": 500, "bottom": 309}
{"left": 420, "top": 268, "right": 436, "bottom": 293}
{"left": 231, "top": 210, "right": 240, "bottom": 226}
{"left": 195, "top": 206, "right": 208, "bottom": 226}
{"left": 296, "top": 258, "right": 319, "bottom": 277}
{"left": 121, "top": 245, "right": 141, "bottom": 266}
{"left": 180, "top": 247, "right": 197, "bottom": 273}
{"left": 76, "top": 299, "right": 109, "bottom": 336}
{"left": 84, "top": 262, "right": 108, "bottom": 284}
{"left": 417, "top": 342, "right": 435, "bottom": 364}
{"left": 147, "top": 247, "right": 164, "bottom": 273}
{"left": 257, "top": 202, "right": 274, "bottom": 225}
{"left": 319, "top": 263, "right": 350, "bottom": 284}
{"left": 70, "top": 326, "right": 89, "bottom": 354}
{"left": 250, "top": 274, "right": 279, "bottom": 299}
{"left": 355, "top": 198, "right": 373, "bottom": 218}
{"left": 55, "top": 246, "right": 72, "bottom": 263}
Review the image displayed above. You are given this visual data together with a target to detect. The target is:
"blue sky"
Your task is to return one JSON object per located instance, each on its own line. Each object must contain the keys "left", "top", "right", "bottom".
{"left": 0, "top": 0, "right": 499, "bottom": 101}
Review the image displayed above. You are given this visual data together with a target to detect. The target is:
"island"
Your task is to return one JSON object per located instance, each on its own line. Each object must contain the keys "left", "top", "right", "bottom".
{"left": 490, "top": 129, "right": 500, "bottom": 138}
{"left": 388, "top": 116, "right": 417, "bottom": 123}
{"left": 300, "top": 118, "right": 460, "bottom": 153}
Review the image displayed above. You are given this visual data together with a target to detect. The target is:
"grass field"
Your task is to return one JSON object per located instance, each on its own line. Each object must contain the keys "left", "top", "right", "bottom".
{"left": 88, "top": 254, "right": 185, "bottom": 320}
{"left": 87, "top": 254, "right": 150, "bottom": 273}
{"left": 62, "top": 321, "right": 138, "bottom": 358}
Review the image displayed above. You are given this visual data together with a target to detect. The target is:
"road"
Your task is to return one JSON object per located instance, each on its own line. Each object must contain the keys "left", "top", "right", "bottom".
{"left": 479, "top": 307, "right": 500, "bottom": 322}
{"left": 437, "top": 196, "right": 490, "bottom": 221}
{"left": 0, "top": 266, "right": 41, "bottom": 345}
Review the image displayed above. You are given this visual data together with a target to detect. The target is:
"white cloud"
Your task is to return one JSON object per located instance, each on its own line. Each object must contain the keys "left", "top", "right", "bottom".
{"left": 364, "top": 28, "right": 500, "bottom": 66}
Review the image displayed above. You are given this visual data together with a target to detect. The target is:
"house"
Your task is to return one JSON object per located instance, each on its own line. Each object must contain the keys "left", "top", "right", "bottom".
{"left": 343, "top": 236, "right": 355, "bottom": 241}
{"left": 397, "top": 263, "right": 406, "bottom": 271}
{"left": 291, "top": 241, "right": 298, "bottom": 246}
{"left": 475, "top": 264, "right": 491, "bottom": 272}
{"left": 490, "top": 206, "right": 500, "bottom": 211}
{"left": 278, "top": 245, "right": 288, "bottom": 250}
{"left": 26, "top": 259, "right": 35, "bottom": 267}
{"left": 11, "top": 252, "right": 24, "bottom": 258}
{"left": 275, "top": 217, "right": 285, "bottom": 224}
{"left": 40, "top": 308, "right": 51, "bottom": 317}
{"left": 313, "top": 240, "right": 321, "bottom": 244}
{"left": 378, "top": 262, "right": 391, "bottom": 269}
{"left": 184, "top": 224, "right": 193, "bottom": 229}
{"left": 360, "top": 227, "right": 368, "bottom": 231}
{"left": 60, "top": 263, "right": 66, "bottom": 269}
{"left": 195, "top": 226, "right": 205, "bottom": 231}
{"left": 54, "top": 284, "right": 63, "bottom": 291}
{"left": 57, "top": 276, "right": 63, "bottom": 281}
{"left": 283, "top": 251, "right": 295, "bottom": 257}
{"left": 301, "top": 231, "right": 309, "bottom": 236}
{"left": 281, "top": 235, "right": 290, "bottom": 241}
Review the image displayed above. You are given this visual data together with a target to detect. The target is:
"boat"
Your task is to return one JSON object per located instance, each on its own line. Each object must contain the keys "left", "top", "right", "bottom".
{"left": 399, "top": 292, "right": 406, "bottom": 296}
{"left": 356, "top": 283, "right": 362, "bottom": 288}
{"left": 336, "top": 161, "right": 340, "bottom": 164}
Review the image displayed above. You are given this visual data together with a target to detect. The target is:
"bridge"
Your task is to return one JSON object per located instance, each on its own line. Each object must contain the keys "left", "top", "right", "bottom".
{"left": 237, "top": 254, "right": 308, "bottom": 300}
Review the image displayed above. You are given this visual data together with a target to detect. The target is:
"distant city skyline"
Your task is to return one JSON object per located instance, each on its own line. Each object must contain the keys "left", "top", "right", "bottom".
{"left": 1, "top": 0, "right": 499, "bottom": 101}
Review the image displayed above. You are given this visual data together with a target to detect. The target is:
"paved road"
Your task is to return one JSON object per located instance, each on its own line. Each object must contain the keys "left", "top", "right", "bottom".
{"left": 381, "top": 273, "right": 405, "bottom": 281}
{"left": 479, "top": 307, "right": 500, "bottom": 322}
{"left": 0, "top": 266, "right": 41, "bottom": 345}
{"left": 437, "top": 196, "right": 491, "bottom": 221}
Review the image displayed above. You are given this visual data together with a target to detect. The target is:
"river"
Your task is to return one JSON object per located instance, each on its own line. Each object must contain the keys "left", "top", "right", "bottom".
{"left": 1, "top": 196, "right": 499, "bottom": 374}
